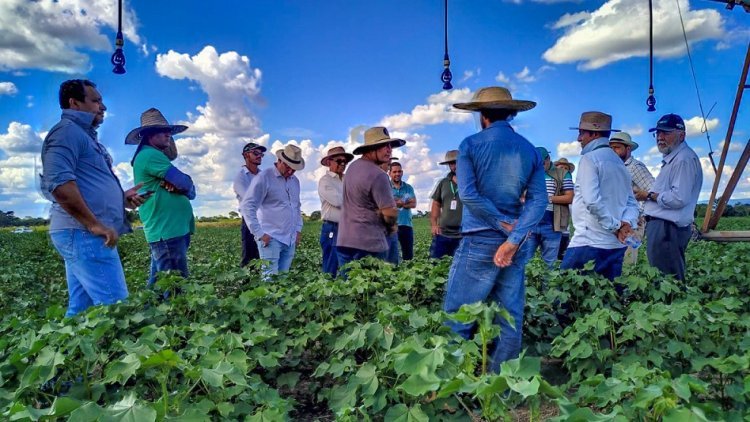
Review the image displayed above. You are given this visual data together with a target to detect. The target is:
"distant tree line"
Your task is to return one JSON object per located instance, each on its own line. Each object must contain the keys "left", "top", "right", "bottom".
{"left": 0, "top": 210, "right": 48, "bottom": 227}
{"left": 695, "top": 202, "right": 750, "bottom": 218}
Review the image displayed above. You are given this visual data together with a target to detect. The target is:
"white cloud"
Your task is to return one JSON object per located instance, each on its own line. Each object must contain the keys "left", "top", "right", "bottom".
{"left": 0, "top": 122, "right": 43, "bottom": 154}
{"left": 377, "top": 88, "right": 473, "bottom": 132}
{"left": 620, "top": 124, "right": 644, "bottom": 137}
{"left": 557, "top": 140, "right": 581, "bottom": 157}
{"left": 495, "top": 72, "right": 511, "bottom": 84}
{"left": 494, "top": 66, "right": 549, "bottom": 92}
{"left": 717, "top": 139, "right": 744, "bottom": 153}
{"left": 514, "top": 66, "right": 536, "bottom": 83}
{"left": 0, "top": 0, "right": 141, "bottom": 73}
{"left": 0, "top": 122, "right": 46, "bottom": 216}
{"left": 684, "top": 116, "right": 719, "bottom": 137}
{"left": 543, "top": 0, "right": 724, "bottom": 70}
{"left": 0, "top": 82, "right": 18, "bottom": 96}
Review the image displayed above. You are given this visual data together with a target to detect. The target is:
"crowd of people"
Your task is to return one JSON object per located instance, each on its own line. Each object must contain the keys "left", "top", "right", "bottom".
{"left": 40, "top": 80, "right": 703, "bottom": 373}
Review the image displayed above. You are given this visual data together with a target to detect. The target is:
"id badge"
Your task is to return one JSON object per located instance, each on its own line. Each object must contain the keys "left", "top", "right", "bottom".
{"left": 450, "top": 200, "right": 458, "bottom": 210}
{"left": 328, "top": 232, "right": 334, "bottom": 239}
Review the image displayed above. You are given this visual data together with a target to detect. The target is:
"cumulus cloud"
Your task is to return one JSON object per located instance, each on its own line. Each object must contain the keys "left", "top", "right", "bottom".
{"left": 0, "top": 122, "right": 46, "bottom": 217}
{"left": 0, "top": 0, "right": 141, "bottom": 73}
{"left": 684, "top": 116, "right": 719, "bottom": 137}
{"left": 377, "top": 88, "right": 474, "bottom": 132}
{"left": 557, "top": 140, "right": 581, "bottom": 158}
{"left": 495, "top": 66, "right": 551, "bottom": 92}
{"left": 620, "top": 124, "right": 644, "bottom": 137}
{"left": 0, "top": 122, "right": 43, "bottom": 154}
{"left": 543, "top": 0, "right": 724, "bottom": 70}
{"left": 460, "top": 68, "right": 481, "bottom": 83}
{"left": 0, "top": 82, "right": 18, "bottom": 96}
{"left": 717, "top": 139, "right": 744, "bottom": 153}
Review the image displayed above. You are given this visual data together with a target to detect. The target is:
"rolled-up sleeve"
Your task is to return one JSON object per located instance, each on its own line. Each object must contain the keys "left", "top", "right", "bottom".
{"left": 43, "top": 129, "right": 80, "bottom": 192}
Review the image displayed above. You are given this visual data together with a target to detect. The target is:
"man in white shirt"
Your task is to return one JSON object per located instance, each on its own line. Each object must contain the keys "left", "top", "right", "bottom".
{"left": 232, "top": 142, "right": 266, "bottom": 267}
{"left": 318, "top": 146, "right": 353, "bottom": 277}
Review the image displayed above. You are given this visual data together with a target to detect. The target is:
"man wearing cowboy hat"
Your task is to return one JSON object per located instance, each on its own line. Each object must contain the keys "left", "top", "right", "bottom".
{"left": 643, "top": 113, "right": 702, "bottom": 281}
{"left": 128, "top": 108, "right": 196, "bottom": 287}
{"left": 429, "top": 150, "right": 463, "bottom": 259}
{"left": 337, "top": 127, "right": 404, "bottom": 269}
{"left": 233, "top": 142, "right": 267, "bottom": 268}
{"left": 442, "top": 86, "right": 547, "bottom": 372}
{"left": 241, "top": 144, "right": 304, "bottom": 276}
{"left": 552, "top": 157, "right": 575, "bottom": 260}
{"left": 609, "top": 132, "right": 655, "bottom": 265}
{"left": 41, "top": 79, "right": 148, "bottom": 316}
{"left": 561, "top": 112, "right": 639, "bottom": 284}
{"left": 318, "top": 146, "right": 354, "bottom": 277}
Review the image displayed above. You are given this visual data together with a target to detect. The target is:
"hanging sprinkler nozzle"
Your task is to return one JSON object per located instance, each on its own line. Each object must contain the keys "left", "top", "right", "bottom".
{"left": 442, "top": 53, "right": 453, "bottom": 90}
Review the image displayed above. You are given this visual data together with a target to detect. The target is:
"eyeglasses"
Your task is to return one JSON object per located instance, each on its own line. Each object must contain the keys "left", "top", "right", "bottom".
{"left": 245, "top": 150, "right": 264, "bottom": 156}
{"left": 333, "top": 159, "right": 348, "bottom": 165}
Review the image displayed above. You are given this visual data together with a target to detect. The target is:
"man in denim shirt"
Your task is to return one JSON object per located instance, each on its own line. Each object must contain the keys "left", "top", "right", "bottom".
{"left": 41, "top": 79, "right": 146, "bottom": 317}
{"left": 442, "top": 86, "right": 547, "bottom": 372}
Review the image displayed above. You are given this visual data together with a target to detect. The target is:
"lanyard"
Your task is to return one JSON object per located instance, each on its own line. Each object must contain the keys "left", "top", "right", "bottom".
{"left": 449, "top": 180, "right": 457, "bottom": 198}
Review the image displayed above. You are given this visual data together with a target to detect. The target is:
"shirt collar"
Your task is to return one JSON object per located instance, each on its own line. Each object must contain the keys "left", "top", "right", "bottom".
{"left": 662, "top": 141, "right": 688, "bottom": 165}
{"left": 486, "top": 120, "right": 512, "bottom": 131}
{"left": 62, "top": 109, "right": 97, "bottom": 130}
{"left": 326, "top": 170, "right": 342, "bottom": 179}
{"left": 624, "top": 156, "right": 633, "bottom": 166}
{"left": 581, "top": 137, "right": 609, "bottom": 154}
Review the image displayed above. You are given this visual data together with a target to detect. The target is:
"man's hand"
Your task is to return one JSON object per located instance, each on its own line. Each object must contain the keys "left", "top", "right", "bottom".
{"left": 634, "top": 189, "right": 649, "bottom": 202}
{"left": 260, "top": 233, "right": 271, "bottom": 247}
{"left": 160, "top": 180, "right": 179, "bottom": 193}
{"left": 616, "top": 221, "right": 634, "bottom": 243}
{"left": 394, "top": 199, "right": 404, "bottom": 208}
{"left": 295, "top": 232, "right": 302, "bottom": 247}
{"left": 494, "top": 241, "right": 519, "bottom": 268}
{"left": 500, "top": 221, "right": 516, "bottom": 233}
{"left": 89, "top": 223, "right": 119, "bottom": 247}
{"left": 124, "top": 183, "right": 145, "bottom": 209}
{"left": 431, "top": 225, "right": 441, "bottom": 236}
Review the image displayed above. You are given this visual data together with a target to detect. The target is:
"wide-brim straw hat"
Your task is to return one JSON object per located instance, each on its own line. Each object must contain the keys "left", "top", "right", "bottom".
{"left": 320, "top": 146, "right": 354, "bottom": 166}
{"left": 125, "top": 108, "right": 188, "bottom": 145}
{"left": 352, "top": 127, "right": 406, "bottom": 155}
{"left": 553, "top": 157, "right": 575, "bottom": 173}
{"left": 609, "top": 132, "right": 639, "bottom": 151}
{"left": 276, "top": 144, "right": 305, "bottom": 171}
{"left": 439, "top": 150, "right": 458, "bottom": 165}
{"left": 453, "top": 86, "right": 536, "bottom": 112}
{"left": 569, "top": 111, "right": 620, "bottom": 132}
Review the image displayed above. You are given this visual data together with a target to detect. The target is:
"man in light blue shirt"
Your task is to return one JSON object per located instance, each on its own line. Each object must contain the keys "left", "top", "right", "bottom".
{"left": 561, "top": 112, "right": 639, "bottom": 282}
{"left": 388, "top": 161, "right": 416, "bottom": 263}
{"left": 241, "top": 144, "right": 304, "bottom": 276}
{"left": 643, "top": 114, "right": 702, "bottom": 281}
{"left": 442, "top": 86, "right": 547, "bottom": 372}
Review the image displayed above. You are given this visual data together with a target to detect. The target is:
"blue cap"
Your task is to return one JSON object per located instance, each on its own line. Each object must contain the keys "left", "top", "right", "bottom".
{"left": 649, "top": 113, "right": 685, "bottom": 132}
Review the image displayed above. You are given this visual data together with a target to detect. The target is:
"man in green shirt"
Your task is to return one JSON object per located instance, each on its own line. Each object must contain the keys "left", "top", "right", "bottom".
{"left": 430, "top": 150, "right": 463, "bottom": 258}
{"left": 127, "top": 108, "right": 196, "bottom": 286}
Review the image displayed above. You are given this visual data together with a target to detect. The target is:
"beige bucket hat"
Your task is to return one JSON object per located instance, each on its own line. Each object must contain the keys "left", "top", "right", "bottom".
{"left": 569, "top": 111, "right": 619, "bottom": 132}
{"left": 609, "top": 132, "right": 639, "bottom": 151}
{"left": 439, "top": 150, "right": 458, "bottom": 165}
{"left": 320, "top": 146, "right": 354, "bottom": 166}
{"left": 352, "top": 127, "right": 406, "bottom": 155}
{"left": 276, "top": 144, "right": 305, "bottom": 171}
{"left": 125, "top": 108, "right": 188, "bottom": 145}
{"left": 553, "top": 157, "right": 576, "bottom": 173}
{"left": 453, "top": 86, "right": 536, "bottom": 112}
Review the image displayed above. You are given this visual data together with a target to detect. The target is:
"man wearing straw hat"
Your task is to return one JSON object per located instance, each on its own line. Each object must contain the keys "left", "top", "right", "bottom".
{"left": 337, "top": 127, "right": 404, "bottom": 269}
{"left": 561, "top": 112, "right": 639, "bottom": 283}
{"left": 429, "top": 150, "right": 463, "bottom": 259}
{"left": 241, "top": 144, "right": 305, "bottom": 276}
{"left": 127, "top": 108, "right": 196, "bottom": 287}
{"left": 609, "top": 132, "right": 654, "bottom": 265}
{"left": 233, "top": 142, "right": 267, "bottom": 268}
{"left": 443, "top": 86, "right": 547, "bottom": 372}
{"left": 318, "top": 146, "right": 354, "bottom": 277}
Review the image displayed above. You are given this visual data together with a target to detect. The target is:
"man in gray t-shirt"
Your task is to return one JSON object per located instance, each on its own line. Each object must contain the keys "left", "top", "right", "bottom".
{"left": 337, "top": 127, "right": 404, "bottom": 269}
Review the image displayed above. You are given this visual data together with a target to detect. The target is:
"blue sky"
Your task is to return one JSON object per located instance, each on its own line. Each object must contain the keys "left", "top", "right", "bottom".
{"left": 0, "top": 0, "right": 748, "bottom": 218}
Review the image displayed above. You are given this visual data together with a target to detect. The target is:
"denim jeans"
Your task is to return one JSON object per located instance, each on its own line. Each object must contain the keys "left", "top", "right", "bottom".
{"left": 385, "top": 233, "right": 400, "bottom": 265}
{"left": 257, "top": 237, "right": 296, "bottom": 276}
{"left": 49, "top": 229, "right": 129, "bottom": 317}
{"left": 398, "top": 225, "right": 414, "bottom": 261}
{"left": 320, "top": 221, "right": 339, "bottom": 277}
{"left": 526, "top": 211, "right": 561, "bottom": 269}
{"left": 429, "top": 234, "right": 462, "bottom": 259}
{"left": 336, "top": 246, "right": 387, "bottom": 279}
{"left": 240, "top": 217, "right": 259, "bottom": 267}
{"left": 560, "top": 246, "right": 626, "bottom": 282}
{"left": 442, "top": 230, "right": 534, "bottom": 373}
{"left": 148, "top": 233, "right": 191, "bottom": 286}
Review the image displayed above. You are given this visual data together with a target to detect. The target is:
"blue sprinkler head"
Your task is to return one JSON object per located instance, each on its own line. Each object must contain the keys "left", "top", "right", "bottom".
{"left": 111, "top": 31, "right": 126, "bottom": 75}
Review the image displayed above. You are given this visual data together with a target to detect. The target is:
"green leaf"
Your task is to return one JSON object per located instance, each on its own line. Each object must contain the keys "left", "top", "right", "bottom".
{"left": 662, "top": 407, "right": 711, "bottom": 422}
{"left": 141, "top": 349, "right": 182, "bottom": 369}
{"left": 394, "top": 347, "right": 444, "bottom": 376}
{"left": 408, "top": 313, "right": 428, "bottom": 329}
{"left": 68, "top": 402, "right": 103, "bottom": 422}
{"left": 398, "top": 370, "right": 441, "bottom": 396}
{"left": 104, "top": 354, "right": 141, "bottom": 384}
{"left": 100, "top": 393, "right": 156, "bottom": 422}
{"left": 384, "top": 403, "right": 429, "bottom": 422}
{"left": 507, "top": 377, "right": 540, "bottom": 398}
{"left": 277, "top": 372, "right": 301, "bottom": 388}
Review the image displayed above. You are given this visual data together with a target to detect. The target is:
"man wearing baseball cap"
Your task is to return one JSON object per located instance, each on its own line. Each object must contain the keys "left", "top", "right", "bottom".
{"left": 233, "top": 142, "right": 267, "bottom": 267}
{"left": 318, "top": 146, "right": 354, "bottom": 277}
{"left": 643, "top": 113, "right": 702, "bottom": 281}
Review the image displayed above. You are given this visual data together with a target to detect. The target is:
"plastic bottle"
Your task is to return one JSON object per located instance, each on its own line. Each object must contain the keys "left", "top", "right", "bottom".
{"left": 624, "top": 234, "right": 642, "bottom": 249}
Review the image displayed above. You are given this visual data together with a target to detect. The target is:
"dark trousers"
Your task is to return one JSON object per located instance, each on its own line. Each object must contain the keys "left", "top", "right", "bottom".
{"left": 398, "top": 225, "right": 414, "bottom": 261}
{"left": 320, "top": 220, "right": 339, "bottom": 277}
{"left": 240, "top": 217, "right": 260, "bottom": 267}
{"left": 646, "top": 217, "right": 691, "bottom": 281}
{"left": 558, "top": 233, "right": 570, "bottom": 260}
{"left": 429, "top": 234, "right": 461, "bottom": 259}
{"left": 561, "top": 246, "right": 626, "bottom": 282}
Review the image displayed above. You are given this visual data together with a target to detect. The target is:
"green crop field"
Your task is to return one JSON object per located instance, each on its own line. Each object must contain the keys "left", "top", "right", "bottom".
{"left": 0, "top": 217, "right": 749, "bottom": 421}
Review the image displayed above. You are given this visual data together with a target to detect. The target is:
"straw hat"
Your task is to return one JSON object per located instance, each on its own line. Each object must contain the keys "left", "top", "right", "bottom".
{"left": 125, "top": 108, "right": 188, "bottom": 145}
{"left": 609, "top": 132, "right": 639, "bottom": 151}
{"left": 453, "top": 86, "right": 536, "bottom": 112}
{"left": 275, "top": 144, "right": 305, "bottom": 171}
{"left": 569, "top": 111, "right": 619, "bottom": 132}
{"left": 352, "top": 127, "right": 406, "bottom": 155}
{"left": 438, "top": 150, "right": 458, "bottom": 165}
{"left": 553, "top": 157, "right": 575, "bottom": 173}
{"left": 320, "top": 146, "right": 354, "bottom": 166}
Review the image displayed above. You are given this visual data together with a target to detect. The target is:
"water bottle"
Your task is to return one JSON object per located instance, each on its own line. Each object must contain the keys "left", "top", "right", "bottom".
{"left": 624, "top": 234, "right": 642, "bottom": 249}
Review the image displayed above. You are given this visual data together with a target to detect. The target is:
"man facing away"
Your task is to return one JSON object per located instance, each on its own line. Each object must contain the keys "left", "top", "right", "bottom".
{"left": 643, "top": 113, "right": 702, "bottom": 281}
{"left": 442, "top": 86, "right": 547, "bottom": 372}
{"left": 609, "top": 132, "right": 655, "bottom": 265}
{"left": 233, "top": 142, "right": 267, "bottom": 267}
{"left": 318, "top": 146, "right": 354, "bottom": 277}
{"left": 336, "top": 127, "right": 404, "bottom": 268}
{"left": 429, "top": 150, "right": 463, "bottom": 259}
{"left": 561, "top": 112, "right": 639, "bottom": 282}
{"left": 41, "top": 79, "right": 147, "bottom": 317}
{"left": 388, "top": 161, "right": 417, "bottom": 262}
{"left": 241, "top": 144, "right": 304, "bottom": 276}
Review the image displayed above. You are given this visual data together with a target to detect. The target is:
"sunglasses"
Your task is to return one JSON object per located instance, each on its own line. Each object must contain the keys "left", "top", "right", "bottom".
{"left": 245, "top": 150, "right": 264, "bottom": 156}
{"left": 332, "top": 159, "right": 348, "bottom": 165}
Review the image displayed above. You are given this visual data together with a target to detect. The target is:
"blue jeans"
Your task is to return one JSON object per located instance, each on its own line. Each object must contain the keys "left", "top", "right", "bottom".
{"left": 336, "top": 246, "right": 387, "bottom": 279}
{"left": 561, "top": 246, "right": 626, "bottom": 282}
{"left": 148, "top": 233, "right": 191, "bottom": 286}
{"left": 257, "top": 237, "right": 296, "bottom": 276}
{"left": 49, "top": 229, "right": 129, "bottom": 317}
{"left": 526, "top": 211, "right": 562, "bottom": 269}
{"left": 320, "top": 221, "right": 339, "bottom": 277}
{"left": 385, "top": 233, "right": 400, "bottom": 265}
{"left": 442, "top": 230, "right": 534, "bottom": 372}
{"left": 398, "top": 225, "right": 414, "bottom": 261}
{"left": 429, "top": 234, "right": 462, "bottom": 259}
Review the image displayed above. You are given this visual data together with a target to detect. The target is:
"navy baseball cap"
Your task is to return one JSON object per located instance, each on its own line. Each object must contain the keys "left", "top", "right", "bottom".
{"left": 649, "top": 113, "right": 685, "bottom": 132}
{"left": 242, "top": 142, "right": 267, "bottom": 153}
